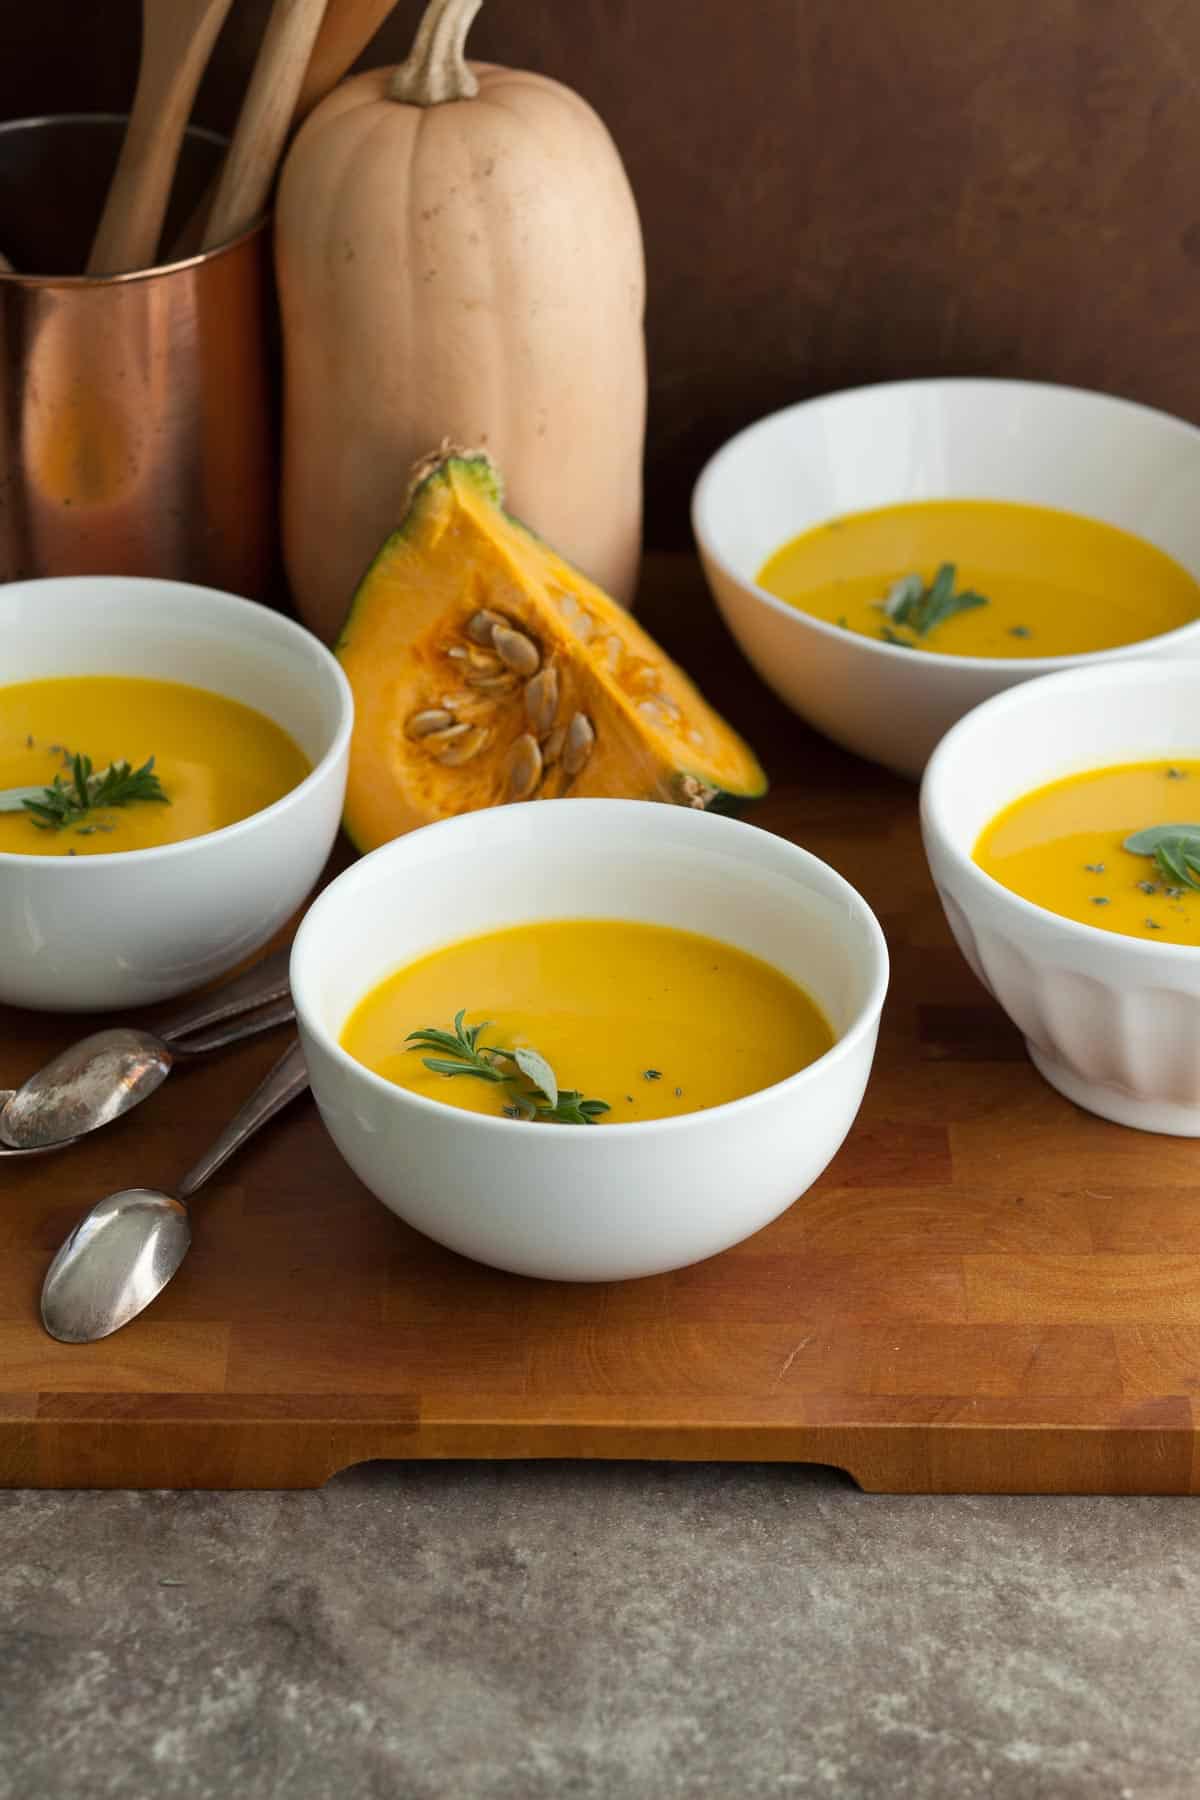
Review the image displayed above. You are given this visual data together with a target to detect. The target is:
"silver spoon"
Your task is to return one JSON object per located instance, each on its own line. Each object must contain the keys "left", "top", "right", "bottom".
{"left": 0, "top": 947, "right": 294, "bottom": 1152}
{"left": 41, "top": 1037, "right": 309, "bottom": 1343}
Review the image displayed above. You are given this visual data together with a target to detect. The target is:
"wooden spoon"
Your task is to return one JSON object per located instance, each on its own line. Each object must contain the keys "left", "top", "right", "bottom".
{"left": 87, "top": 0, "right": 237, "bottom": 276}
{"left": 201, "top": 0, "right": 331, "bottom": 251}
{"left": 172, "top": 0, "right": 400, "bottom": 256}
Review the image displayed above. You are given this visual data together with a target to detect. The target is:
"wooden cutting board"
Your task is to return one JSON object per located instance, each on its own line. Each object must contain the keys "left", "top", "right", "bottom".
{"left": 3, "top": 558, "right": 1198, "bottom": 1494}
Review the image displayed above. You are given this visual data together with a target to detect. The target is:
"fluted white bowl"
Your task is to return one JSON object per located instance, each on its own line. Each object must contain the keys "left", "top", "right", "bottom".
{"left": 291, "top": 800, "right": 889, "bottom": 1282}
{"left": 692, "top": 379, "right": 1200, "bottom": 778}
{"left": 921, "top": 660, "right": 1200, "bottom": 1134}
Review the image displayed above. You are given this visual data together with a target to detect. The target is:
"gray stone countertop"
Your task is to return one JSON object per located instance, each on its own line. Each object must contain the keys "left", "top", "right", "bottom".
{"left": 4, "top": 1463, "right": 1200, "bottom": 1800}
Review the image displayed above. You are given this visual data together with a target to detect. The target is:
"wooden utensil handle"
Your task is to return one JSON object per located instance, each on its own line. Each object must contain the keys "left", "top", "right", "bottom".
{"left": 202, "top": 0, "right": 332, "bottom": 252}
{"left": 170, "top": 0, "right": 400, "bottom": 257}
{"left": 87, "top": 0, "right": 236, "bottom": 275}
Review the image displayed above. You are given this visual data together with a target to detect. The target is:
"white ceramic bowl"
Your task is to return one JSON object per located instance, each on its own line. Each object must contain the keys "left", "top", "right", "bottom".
{"left": 922, "top": 659, "right": 1200, "bottom": 1135}
{"left": 692, "top": 378, "right": 1200, "bottom": 779}
{"left": 0, "top": 575, "right": 352, "bottom": 1011}
{"left": 291, "top": 800, "right": 889, "bottom": 1282}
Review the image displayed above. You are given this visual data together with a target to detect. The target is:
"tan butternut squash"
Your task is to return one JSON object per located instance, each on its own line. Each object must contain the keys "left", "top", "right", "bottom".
{"left": 275, "top": 0, "right": 647, "bottom": 642}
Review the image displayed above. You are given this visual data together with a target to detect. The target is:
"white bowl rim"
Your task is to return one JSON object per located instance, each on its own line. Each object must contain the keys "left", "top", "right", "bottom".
{"left": 691, "top": 374, "right": 1200, "bottom": 674}
{"left": 920, "top": 656, "right": 1200, "bottom": 963}
{"left": 0, "top": 575, "right": 354, "bottom": 870}
{"left": 291, "top": 798, "right": 891, "bottom": 1138}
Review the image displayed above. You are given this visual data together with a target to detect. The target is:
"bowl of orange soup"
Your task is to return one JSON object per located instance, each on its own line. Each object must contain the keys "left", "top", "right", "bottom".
{"left": 0, "top": 575, "right": 352, "bottom": 1010}
{"left": 290, "top": 800, "right": 889, "bottom": 1281}
{"left": 921, "top": 660, "right": 1200, "bottom": 1135}
{"left": 692, "top": 379, "right": 1200, "bottom": 778}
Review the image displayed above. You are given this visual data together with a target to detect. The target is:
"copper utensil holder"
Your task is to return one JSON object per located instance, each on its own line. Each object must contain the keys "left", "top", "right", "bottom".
{"left": 0, "top": 115, "right": 274, "bottom": 596}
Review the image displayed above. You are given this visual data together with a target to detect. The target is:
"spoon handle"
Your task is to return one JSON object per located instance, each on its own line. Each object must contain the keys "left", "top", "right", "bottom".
{"left": 169, "top": 994, "right": 296, "bottom": 1058}
{"left": 178, "top": 1039, "right": 309, "bottom": 1201}
{"left": 154, "top": 947, "right": 293, "bottom": 1045}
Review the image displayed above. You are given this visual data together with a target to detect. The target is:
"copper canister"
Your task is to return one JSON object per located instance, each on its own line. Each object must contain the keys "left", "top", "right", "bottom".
{"left": 0, "top": 115, "right": 274, "bottom": 597}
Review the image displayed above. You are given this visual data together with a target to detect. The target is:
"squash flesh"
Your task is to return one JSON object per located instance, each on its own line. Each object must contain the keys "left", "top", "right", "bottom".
{"left": 337, "top": 455, "right": 765, "bottom": 850}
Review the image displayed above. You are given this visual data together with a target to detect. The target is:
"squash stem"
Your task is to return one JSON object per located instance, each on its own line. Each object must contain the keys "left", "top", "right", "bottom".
{"left": 389, "top": 0, "right": 482, "bottom": 105}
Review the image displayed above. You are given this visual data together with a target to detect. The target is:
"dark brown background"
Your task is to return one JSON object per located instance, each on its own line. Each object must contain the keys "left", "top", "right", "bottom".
{"left": 4, "top": 0, "right": 1200, "bottom": 544}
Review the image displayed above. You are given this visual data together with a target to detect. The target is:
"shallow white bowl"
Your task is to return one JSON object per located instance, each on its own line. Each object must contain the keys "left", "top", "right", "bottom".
{"left": 0, "top": 575, "right": 352, "bottom": 1011}
{"left": 291, "top": 800, "right": 889, "bottom": 1282}
{"left": 921, "top": 660, "right": 1200, "bottom": 1135}
{"left": 692, "top": 378, "right": 1200, "bottom": 778}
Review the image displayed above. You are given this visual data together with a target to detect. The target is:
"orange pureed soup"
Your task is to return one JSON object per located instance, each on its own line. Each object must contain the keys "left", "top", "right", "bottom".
{"left": 340, "top": 918, "right": 835, "bottom": 1123}
{"left": 975, "top": 758, "right": 1200, "bottom": 945}
{"left": 757, "top": 500, "right": 1200, "bottom": 658}
{"left": 0, "top": 675, "right": 310, "bottom": 856}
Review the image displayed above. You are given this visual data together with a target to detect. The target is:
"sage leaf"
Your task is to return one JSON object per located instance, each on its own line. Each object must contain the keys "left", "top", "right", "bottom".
{"left": 1122, "top": 825, "right": 1200, "bottom": 855}
{"left": 513, "top": 1046, "right": 558, "bottom": 1108}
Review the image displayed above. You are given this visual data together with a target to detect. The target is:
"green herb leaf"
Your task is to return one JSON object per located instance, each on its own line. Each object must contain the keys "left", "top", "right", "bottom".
{"left": 1123, "top": 824, "right": 1200, "bottom": 894}
{"left": 406, "top": 1011, "right": 507, "bottom": 1084}
{"left": 513, "top": 1046, "right": 558, "bottom": 1109}
{"left": 408, "top": 1011, "right": 608, "bottom": 1123}
{"left": 1123, "top": 825, "right": 1200, "bottom": 855}
{"left": 876, "top": 562, "right": 989, "bottom": 643}
{"left": 7, "top": 752, "right": 169, "bottom": 832}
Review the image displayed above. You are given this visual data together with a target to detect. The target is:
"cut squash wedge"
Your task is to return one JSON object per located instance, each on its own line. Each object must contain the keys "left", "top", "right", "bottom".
{"left": 336, "top": 449, "right": 766, "bottom": 850}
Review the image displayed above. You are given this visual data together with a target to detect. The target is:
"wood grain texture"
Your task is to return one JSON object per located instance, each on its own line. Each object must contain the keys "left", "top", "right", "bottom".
{"left": 5, "top": 0, "right": 1200, "bottom": 541}
{"left": 3, "top": 556, "right": 1200, "bottom": 1493}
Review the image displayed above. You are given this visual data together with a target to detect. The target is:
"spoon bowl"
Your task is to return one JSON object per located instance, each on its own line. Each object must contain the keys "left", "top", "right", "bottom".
{"left": 0, "top": 1089, "right": 85, "bottom": 1158}
{"left": 0, "top": 946, "right": 295, "bottom": 1153}
{"left": 41, "top": 1188, "right": 191, "bottom": 1343}
{"left": 0, "top": 1029, "right": 172, "bottom": 1150}
{"left": 40, "top": 1038, "right": 309, "bottom": 1343}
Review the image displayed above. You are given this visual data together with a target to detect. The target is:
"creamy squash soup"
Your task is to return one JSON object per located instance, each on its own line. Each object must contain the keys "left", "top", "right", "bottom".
{"left": 757, "top": 500, "right": 1200, "bottom": 658}
{"left": 975, "top": 759, "right": 1200, "bottom": 944}
{"left": 340, "top": 919, "right": 835, "bottom": 1123}
{"left": 0, "top": 675, "right": 309, "bottom": 856}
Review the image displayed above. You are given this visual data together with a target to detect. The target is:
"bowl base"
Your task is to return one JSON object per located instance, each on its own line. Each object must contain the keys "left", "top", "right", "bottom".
{"left": 1027, "top": 1041, "right": 1200, "bottom": 1138}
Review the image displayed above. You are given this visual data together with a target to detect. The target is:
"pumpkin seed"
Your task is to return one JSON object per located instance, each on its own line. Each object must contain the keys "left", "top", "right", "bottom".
{"left": 407, "top": 708, "right": 456, "bottom": 738}
{"left": 558, "top": 592, "right": 595, "bottom": 643}
{"left": 424, "top": 721, "right": 472, "bottom": 746}
{"left": 467, "top": 608, "right": 511, "bottom": 646}
{"left": 435, "top": 726, "right": 490, "bottom": 766}
{"left": 603, "top": 634, "right": 624, "bottom": 675}
{"left": 493, "top": 625, "right": 541, "bottom": 677}
{"left": 506, "top": 732, "right": 543, "bottom": 801}
{"left": 629, "top": 663, "right": 661, "bottom": 692}
{"left": 541, "top": 724, "right": 567, "bottom": 765}
{"left": 466, "top": 671, "right": 519, "bottom": 695}
{"left": 562, "top": 711, "right": 595, "bottom": 777}
{"left": 524, "top": 666, "right": 559, "bottom": 734}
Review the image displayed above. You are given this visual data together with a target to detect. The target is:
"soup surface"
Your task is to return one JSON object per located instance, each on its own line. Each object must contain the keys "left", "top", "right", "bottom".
{"left": 0, "top": 675, "right": 310, "bottom": 856}
{"left": 757, "top": 500, "right": 1200, "bottom": 658}
{"left": 975, "top": 759, "right": 1200, "bottom": 944}
{"left": 340, "top": 919, "right": 836, "bottom": 1123}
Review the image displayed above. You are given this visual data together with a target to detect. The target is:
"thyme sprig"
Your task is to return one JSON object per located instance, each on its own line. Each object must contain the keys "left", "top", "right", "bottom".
{"left": 0, "top": 751, "right": 169, "bottom": 832}
{"left": 876, "top": 562, "right": 988, "bottom": 642}
{"left": 406, "top": 1009, "right": 610, "bottom": 1125}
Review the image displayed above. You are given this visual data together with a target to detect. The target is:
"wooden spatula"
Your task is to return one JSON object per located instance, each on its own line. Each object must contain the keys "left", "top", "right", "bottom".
{"left": 292, "top": 0, "right": 404, "bottom": 124}
{"left": 87, "top": 0, "right": 237, "bottom": 275}
{"left": 172, "top": 0, "right": 400, "bottom": 255}
{"left": 201, "top": 0, "right": 331, "bottom": 251}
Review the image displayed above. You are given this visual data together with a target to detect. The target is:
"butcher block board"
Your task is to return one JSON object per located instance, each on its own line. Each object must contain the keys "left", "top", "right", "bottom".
{"left": 4, "top": 558, "right": 1200, "bottom": 1494}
